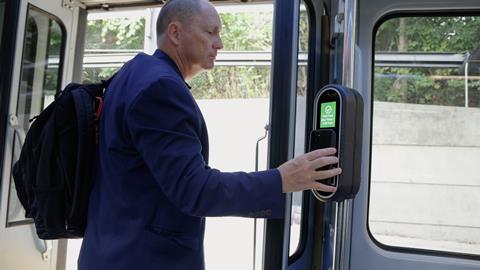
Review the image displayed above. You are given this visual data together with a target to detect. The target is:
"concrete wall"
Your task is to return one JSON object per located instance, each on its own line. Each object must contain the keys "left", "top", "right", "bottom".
{"left": 369, "top": 101, "right": 480, "bottom": 254}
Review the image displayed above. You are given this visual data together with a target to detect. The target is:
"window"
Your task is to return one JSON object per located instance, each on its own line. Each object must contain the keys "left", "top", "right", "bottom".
{"left": 289, "top": 0, "right": 310, "bottom": 257}
{"left": 81, "top": 10, "right": 145, "bottom": 82}
{"left": 7, "top": 5, "right": 65, "bottom": 225}
{"left": 370, "top": 15, "right": 480, "bottom": 255}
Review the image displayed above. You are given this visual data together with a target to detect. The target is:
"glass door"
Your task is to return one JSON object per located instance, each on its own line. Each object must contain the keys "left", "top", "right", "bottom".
{"left": 266, "top": 0, "right": 480, "bottom": 270}
{"left": 0, "top": 0, "right": 78, "bottom": 269}
{"left": 334, "top": 0, "right": 480, "bottom": 270}
{"left": 263, "top": 0, "right": 332, "bottom": 268}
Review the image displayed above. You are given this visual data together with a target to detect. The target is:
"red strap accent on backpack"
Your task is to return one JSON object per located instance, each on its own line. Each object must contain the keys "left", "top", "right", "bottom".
{"left": 95, "top": 96, "right": 103, "bottom": 144}
{"left": 95, "top": 96, "right": 103, "bottom": 121}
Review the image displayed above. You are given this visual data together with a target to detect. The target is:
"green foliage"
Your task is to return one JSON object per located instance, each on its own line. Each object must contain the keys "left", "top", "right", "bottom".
{"left": 296, "top": 9, "right": 310, "bottom": 97}
{"left": 190, "top": 66, "right": 270, "bottom": 99}
{"left": 85, "top": 18, "right": 145, "bottom": 50}
{"left": 81, "top": 9, "right": 313, "bottom": 99}
{"left": 80, "top": 11, "right": 480, "bottom": 106}
{"left": 48, "top": 20, "right": 63, "bottom": 57}
{"left": 374, "top": 67, "right": 471, "bottom": 106}
{"left": 82, "top": 17, "right": 144, "bottom": 82}
{"left": 82, "top": 67, "right": 119, "bottom": 83}
{"left": 376, "top": 16, "right": 480, "bottom": 52}
{"left": 187, "top": 11, "right": 274, "bottom": 98}
{"left": 45, "top": 20, "right": 64, "bottom": 93}
{"left": 375, "top": 16, "right": 480, "bottom": 107}
{"left": 44, "top": 68, "right": 59, "bottom": 95}
{"left": 298, "top": 10, "right": 309, "bottom": 52}
{"left": 219, "top": 12, "right": 272, "bottom": 51}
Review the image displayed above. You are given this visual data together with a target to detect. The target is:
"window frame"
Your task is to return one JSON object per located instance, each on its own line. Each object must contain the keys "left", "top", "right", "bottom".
{"left": 368, "top": 10, "right": 480, "bottom": 261}
{"left": 6, "top": 3, "right": 67, "bottom": 227}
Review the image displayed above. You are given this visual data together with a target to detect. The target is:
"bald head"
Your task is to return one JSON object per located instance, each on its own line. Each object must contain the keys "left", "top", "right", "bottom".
{"left": 156, "top": 0, "right": 208, "bottom": 39}
{"left": 156, "top": 0, "right": 223, "bottom": 80}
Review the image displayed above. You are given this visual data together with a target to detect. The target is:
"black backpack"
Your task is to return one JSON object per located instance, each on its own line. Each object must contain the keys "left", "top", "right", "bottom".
{"left": 12, "top": 77, "right": 113, "bottom": 239}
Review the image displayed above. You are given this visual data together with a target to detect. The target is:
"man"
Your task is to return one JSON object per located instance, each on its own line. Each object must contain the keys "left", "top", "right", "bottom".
{"left": 78, "top": 0, "right": 341, "bottom": 269}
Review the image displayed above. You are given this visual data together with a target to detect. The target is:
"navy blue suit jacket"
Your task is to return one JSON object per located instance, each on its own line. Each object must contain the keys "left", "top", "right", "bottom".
{"left": 78, "top": 50, "right": 285, "bottom": 270}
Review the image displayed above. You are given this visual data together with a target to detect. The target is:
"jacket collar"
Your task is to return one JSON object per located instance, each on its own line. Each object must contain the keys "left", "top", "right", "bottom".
{"left": 153, "top": 49, "right": 191, "bottom": 89}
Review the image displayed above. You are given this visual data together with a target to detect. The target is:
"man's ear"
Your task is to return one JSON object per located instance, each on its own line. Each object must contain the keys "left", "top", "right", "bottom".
{"left": 166, "top": 21, "right": 182, "bottom": 46}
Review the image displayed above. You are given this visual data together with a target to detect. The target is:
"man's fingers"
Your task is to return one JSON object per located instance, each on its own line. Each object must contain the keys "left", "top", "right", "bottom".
{"left": 306, "top": 148, "right": 337, "bottom": 161}
{"left": 279, "top": 148, "right": 341, "bottom": 193}
{"left": 311, "top": 182, "right": 337, "bottom": 192}
{"left": 314, "top": 167, "right": 342, "bottom": 180}
{"left": 310, "top": 156, "right": 338, "bottom": 170}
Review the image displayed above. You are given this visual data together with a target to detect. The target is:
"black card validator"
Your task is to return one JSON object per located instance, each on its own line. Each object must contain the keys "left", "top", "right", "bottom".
{"left": 309, "top": 129, "right": 337, "bottom": 186}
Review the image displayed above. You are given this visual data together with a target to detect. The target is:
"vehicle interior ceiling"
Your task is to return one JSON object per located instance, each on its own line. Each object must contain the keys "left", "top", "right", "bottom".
{"left": 73, "top": 0, "right": 273, "bottom": 10}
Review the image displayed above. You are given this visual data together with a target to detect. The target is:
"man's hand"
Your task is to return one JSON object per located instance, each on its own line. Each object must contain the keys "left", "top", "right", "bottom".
{"left": 277, "top": 148, "right": 341, "bottom": 193}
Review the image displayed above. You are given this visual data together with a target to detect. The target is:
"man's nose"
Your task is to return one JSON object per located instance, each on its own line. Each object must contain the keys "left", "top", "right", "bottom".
{"left": 214, "top": 36, "right": 223, "bottom": 50}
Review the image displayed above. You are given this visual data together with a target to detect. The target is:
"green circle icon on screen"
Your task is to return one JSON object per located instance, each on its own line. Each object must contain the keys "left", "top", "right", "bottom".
{"left": 325, "top": 105, "right": 332, "bottom": 114}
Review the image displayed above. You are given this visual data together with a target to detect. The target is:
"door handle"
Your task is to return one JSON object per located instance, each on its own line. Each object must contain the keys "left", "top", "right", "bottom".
{"left": 8, "top": 114, "right": 26, "bottom": 146}
{"left": 41, "top": 239, "right": 53, "bottom": 261}
{"left": 253, "top": 124, "right": 269, "bottom": 270}
{"left": 255, "top": 124, "right": 269, "bottom": 172}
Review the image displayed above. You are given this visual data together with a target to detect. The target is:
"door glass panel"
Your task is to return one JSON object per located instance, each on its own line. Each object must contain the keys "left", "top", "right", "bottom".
{"left": 68, "top": 4, "right": 276, "bottom": 270}
{"left": 290, "top": 0, "right": 309, "bottom": 257}
{"left": 7, "top": 5, "right": 65, "bottom": 225}
{"left": 370, "top": 15, "right": 480, "bottom": 255}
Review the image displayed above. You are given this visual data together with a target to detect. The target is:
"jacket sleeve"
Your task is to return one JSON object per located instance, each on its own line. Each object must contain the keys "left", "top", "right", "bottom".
{"left": 126, "top": 77, "right": 285, "bottom": 218}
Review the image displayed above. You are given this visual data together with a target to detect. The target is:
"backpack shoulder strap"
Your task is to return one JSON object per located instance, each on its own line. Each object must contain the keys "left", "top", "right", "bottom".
{"left": 101, "top": 73, "right": 117, "bottom": 88}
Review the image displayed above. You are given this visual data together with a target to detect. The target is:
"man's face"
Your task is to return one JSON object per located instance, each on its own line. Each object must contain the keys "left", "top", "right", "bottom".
{"left": 179, "top": 4, "right": 223, "bottom": 74}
